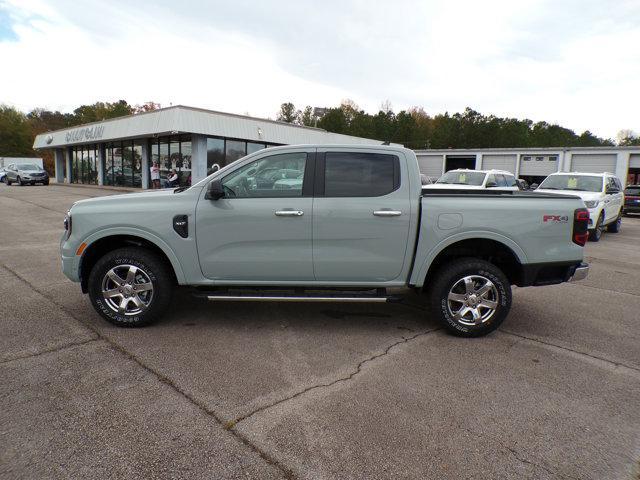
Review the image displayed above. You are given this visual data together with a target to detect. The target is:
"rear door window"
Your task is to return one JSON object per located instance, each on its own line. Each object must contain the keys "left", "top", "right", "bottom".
{"left": 495, "top": 175, "right": 508, "bottom": 187}
{"left": 505, "top": 175, "right": 518, "bottom": 187}
{"left": 322, "top": 152, "right": 399, "bottom": 197}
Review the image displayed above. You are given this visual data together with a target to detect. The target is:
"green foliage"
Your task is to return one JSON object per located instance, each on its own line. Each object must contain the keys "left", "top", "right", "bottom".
{"left": 0, "top": 105, "right": 33, "bottom": 156}
{"left": 276, "top": 102, "right": 298, "bottom": 123}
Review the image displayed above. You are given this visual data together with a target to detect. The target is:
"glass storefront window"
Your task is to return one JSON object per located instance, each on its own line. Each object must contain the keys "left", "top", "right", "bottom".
{"left": 122, "top": 142, "right": 133, "bottom": 187}
{"left": 247, "top": 142, "right": 266, "bottom": 155}
{"left": 104, "top": 144, "right": 114, "bottom": 186}
{"left": 225, "top": 140, "right": 246, "bottom": 164}
{"left": 179, "top": 136, "right": 192, "bottom": 186}
{"left": 133, "top": 142, "right": 143, "bottom": 188}
{"left": 207, "top": 138, "right": 225, "bottom": 173}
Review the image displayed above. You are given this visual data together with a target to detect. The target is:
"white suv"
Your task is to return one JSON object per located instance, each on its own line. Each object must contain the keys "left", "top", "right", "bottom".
{"left": 536, "top": 172, "right": 624, "bottom": 241}
{"left": 426, "top": 169, "right": 520, "bottom": 191}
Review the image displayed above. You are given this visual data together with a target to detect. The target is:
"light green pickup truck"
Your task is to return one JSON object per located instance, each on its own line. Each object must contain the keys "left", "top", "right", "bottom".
{"left": 61, "top": 145, "right": 589, "bottom": 337}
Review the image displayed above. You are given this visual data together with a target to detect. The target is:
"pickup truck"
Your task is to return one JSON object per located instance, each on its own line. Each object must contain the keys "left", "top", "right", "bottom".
{"left": 60, "top": 145, "right": 590, "bottom": 337}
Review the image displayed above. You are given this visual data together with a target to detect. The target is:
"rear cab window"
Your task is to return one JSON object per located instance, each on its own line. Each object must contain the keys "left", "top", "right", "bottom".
{"left": 319, "top": 152, "right": 400, "bottom": 197}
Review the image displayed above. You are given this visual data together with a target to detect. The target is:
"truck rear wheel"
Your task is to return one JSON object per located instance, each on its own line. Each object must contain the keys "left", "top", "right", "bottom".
{"left": 428, "top": 258, "right": 512, "bottom": 337}
{"left": 88, "top": 247, "right": 173, "bottom": 327}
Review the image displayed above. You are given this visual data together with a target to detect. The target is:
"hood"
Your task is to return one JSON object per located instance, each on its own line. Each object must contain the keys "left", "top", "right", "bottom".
{"left": 535, "top": 189, "right": 602, "bottom": 202}
{"left": 422, "top": 183, "right": 483, "bottom": 190}
{"left": 71, "top": 188, "right": 190, "bottom": 211}
{"left": 19, "top": 169, "right": 45, "bottom": 174}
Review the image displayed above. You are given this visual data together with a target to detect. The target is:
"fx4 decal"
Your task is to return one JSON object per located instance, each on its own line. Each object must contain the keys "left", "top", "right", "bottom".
{"left": 543, "top": 215, "right": 569, "bottom": 223}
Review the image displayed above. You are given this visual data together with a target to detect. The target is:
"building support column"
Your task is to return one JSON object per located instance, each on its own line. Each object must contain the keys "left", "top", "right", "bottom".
{"left": 190, "top": 134, "right": 208, "bottom": 185}
{"left": 514, "top": 153, "right": 521, "bottom": 178}
{"left": 616, "top": 152, "right": 631, "bottom": 186}
{"left": 97, "top": 143, "right": 105, "bottom": 186}
{"left": 54, "top": 148, "right": 65, "bottom": 183}
{"left": 141, "top": 141, "right": 150, "bottom": 189}
{"left": 563, "top": 151, "right": 572, "bottom": 172}
{"left": 65, "top": 147, "right": 73, "bottom": 183}
{"left": 475, "top": 153, "right": 482, "bottom": 170}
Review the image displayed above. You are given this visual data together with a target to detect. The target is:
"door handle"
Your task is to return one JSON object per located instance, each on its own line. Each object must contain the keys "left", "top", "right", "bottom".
{"left": 275, "top": 210, "right": 304, "bottom": 217}
{"left": 373, "top": 210, "right": 402, "bottom": 217}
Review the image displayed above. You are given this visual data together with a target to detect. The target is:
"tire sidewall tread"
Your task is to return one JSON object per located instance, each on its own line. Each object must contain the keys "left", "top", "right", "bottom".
{"left": 88, "top": 247, "right": 172, "bottom": 327}
{"left": 429, "top": 258, "right": 512, "bottom": 337}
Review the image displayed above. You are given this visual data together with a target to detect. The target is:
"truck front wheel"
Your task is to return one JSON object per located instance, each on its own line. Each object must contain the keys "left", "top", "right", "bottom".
{"left": 88, "top": 247, "right": 173, "bottom": 327}
{"left": 428, "top": 258, "right": 512, "bottom": 337}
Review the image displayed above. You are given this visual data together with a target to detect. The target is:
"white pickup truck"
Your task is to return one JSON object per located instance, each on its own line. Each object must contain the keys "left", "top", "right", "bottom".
{"left": 61, "top": 145, "right": 589, "bottom": 337}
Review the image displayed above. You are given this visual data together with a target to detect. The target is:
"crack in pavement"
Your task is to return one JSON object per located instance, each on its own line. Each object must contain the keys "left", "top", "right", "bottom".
{"left": 229, "top": 327, "right": 440, "bottom": 428}
{"left": 458, "top": 424, "right": 579, "bottom": 480}
{"left": 0, "top": 262, "right": 297, "bottom": 480}
{"left": 0, "top": 337, "right": 100, "bottom": 365}
{"left": 500, "top": 330, "right": 640, "bottom": 375}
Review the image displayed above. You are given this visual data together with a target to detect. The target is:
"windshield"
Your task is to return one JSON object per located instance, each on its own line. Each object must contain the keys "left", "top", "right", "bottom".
{"left": 17, "top": 164, "right": 41, "bottom": 170}
{"left": 436, "top": 171, "right": 486, "bottom": 186}
{"left": 625, "top": 186, "right": 640, "bottom": 196}
{"left": 539, "top": 175, "right": 603, "bottom": 192}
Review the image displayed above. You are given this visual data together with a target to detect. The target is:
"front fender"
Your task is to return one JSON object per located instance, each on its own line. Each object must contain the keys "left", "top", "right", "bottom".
{"left": 410, "top": 230, "right": 528, "bottom": 287}
{"left": 80, "top": 227, "right": 187, "bottom": 284}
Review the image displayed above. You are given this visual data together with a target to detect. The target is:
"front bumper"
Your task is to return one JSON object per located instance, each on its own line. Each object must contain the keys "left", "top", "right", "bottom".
{"left": 61, "top": 254, "right": 80, "bottom": 282}
{"left": 569, "top": 263, "right": 589, "bottom": 282}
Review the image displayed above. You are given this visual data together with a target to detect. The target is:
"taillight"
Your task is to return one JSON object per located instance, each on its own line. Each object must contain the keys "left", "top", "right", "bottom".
{"left": 573, "top": 208, "right": 589, "bottom": 246}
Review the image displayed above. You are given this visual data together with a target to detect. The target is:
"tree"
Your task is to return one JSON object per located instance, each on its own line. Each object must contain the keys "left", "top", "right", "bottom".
{"left": 0, "top": 105, "right": 33, "bottom": 156}
{"left": 276, "top": 102, "right": 297, "bottom": 123}
{"left": 134, "top": 102, "right": 162, "bottom": 114}
{"left": 297, "top": 106, "right": 314, "bottom": 127}
{"left": 73, "top": 100, "right": 134, "bottom": 124}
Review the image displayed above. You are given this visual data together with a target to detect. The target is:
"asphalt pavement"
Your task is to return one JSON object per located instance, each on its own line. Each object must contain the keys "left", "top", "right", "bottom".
{"left": 1, "top": 183, "right": 639, "bottom": 479}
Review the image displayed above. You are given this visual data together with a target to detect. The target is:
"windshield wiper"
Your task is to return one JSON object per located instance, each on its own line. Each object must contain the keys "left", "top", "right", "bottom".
{"left": 541, "top": 187, "right": 558, "bottom": 189}
{"left": 173, "top": 186, "right": 189, "bottom": 193}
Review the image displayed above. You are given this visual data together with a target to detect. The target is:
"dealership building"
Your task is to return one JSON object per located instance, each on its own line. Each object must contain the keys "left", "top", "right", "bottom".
{"left": 32, "top": 105, "right": 386, "bottom": 189}
{"left": 415, "top": 147, "right": 640, "bottom": 186}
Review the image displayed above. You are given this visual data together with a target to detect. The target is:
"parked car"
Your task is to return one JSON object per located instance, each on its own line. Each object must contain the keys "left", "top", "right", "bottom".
{"left": 4, "top": 163, "right": 49, "bottom": 186}
{"left": 0, "top": 167, "right": 6, "bottom": 183}
{"left": 623, "top": 185, "right": 640, "bottom": 215}
{"left": 516, "top": 178, "right": 530, "bottom": 190}
{"left": 60, "top": 145, "right": 589, "bottom": 337}
{"left": 426, "top": 169, "right": 519, "bottom": 191}
{"left": 536, "top": 172, "right": 624, "bottom": 241}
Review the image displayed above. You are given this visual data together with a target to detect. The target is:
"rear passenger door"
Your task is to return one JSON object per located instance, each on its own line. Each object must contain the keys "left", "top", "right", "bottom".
{"left": 312, "top": 149, "right": 412, "bottom": 282}
{"left": 605, "top": 177, "right": 623, "bottom": 221}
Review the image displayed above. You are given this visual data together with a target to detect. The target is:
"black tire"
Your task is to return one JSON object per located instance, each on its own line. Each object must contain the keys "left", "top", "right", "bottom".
{"left": 6, "top": 177, "right": 11, "bottom": 185}
{"left": 606, "top": 213, "right": 622, "bottom": 233}
{"left": 43, "top": 180, "right": 49, "bottom": 186}
{"left": 589, "top": 213, "right": 604, "bottom": 241}
{"left": 17, "top": 176, "right": 24, "bottom": 186}
{"left": 428, "top": 258, "right": 512, "bottom": 337}
{"left": 88, "top": 247, "right": 173, "bottom": 327}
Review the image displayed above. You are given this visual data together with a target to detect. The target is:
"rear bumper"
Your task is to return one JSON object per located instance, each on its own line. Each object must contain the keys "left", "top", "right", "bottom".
{"left": 519, "top": 261, "right": 588, "bottom": 287}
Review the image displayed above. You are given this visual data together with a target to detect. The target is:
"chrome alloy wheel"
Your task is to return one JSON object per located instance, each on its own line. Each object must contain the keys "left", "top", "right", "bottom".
{"left": 447, "top": 275, "right": 499, "bottom": 326}
{"left": 101, "top": 265, "right": 154, "bottom": 316}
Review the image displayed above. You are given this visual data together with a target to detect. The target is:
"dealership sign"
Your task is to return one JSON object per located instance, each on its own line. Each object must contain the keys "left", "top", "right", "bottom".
{"left": 65, "top": 125, "right": 105, "bottom": 143}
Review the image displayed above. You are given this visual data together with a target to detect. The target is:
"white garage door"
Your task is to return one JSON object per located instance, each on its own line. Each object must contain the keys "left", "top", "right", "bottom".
{"left": 416, "top": 154, "right": 444, "bottom": 179}
{"left": 630, "top": 154, "right": 640, "bottom": 168}
{"left": 571, "top": 154, "right": 616, "bottom": 174}
{"left": 482, "top": 155, "right": 517, "bottom": 174}
{"left": 519, "top": 154, "right": 558, "bottom": 176}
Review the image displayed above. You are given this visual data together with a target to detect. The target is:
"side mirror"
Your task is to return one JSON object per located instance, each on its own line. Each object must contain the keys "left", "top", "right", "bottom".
{"left": 605, "top": 187, "right": 619, "bottom": 194}
{"left": 530, "top": 183, "right": 539, "bottom": 190}
{"left": 205, "top": 179, "right": 225, "bottom": 200}
{"left": 486, "top": 181, "right": 497, "bottom": 188}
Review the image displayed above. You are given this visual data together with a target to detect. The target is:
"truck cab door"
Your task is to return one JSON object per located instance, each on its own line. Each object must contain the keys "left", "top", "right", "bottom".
{"left": 312, "top": 149, "right": 413, "bottom": 283}
{"left": 195, "top": 148, "right": 315, "bottom": 282}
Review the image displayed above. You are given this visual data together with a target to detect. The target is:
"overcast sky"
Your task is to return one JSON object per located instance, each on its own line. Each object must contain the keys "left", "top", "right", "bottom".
{"left": 0, "top": 0, "right": 638, "bottom": 139}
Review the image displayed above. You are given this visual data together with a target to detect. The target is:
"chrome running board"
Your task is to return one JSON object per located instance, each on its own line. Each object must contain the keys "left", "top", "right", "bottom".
{"left": 206, "top": 294, "right": 389, "bottom": 303}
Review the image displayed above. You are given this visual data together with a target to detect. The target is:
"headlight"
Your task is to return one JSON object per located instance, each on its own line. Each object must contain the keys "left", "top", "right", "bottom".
{"left": 584, "top": 200, "right": 599, "bottom": 208}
